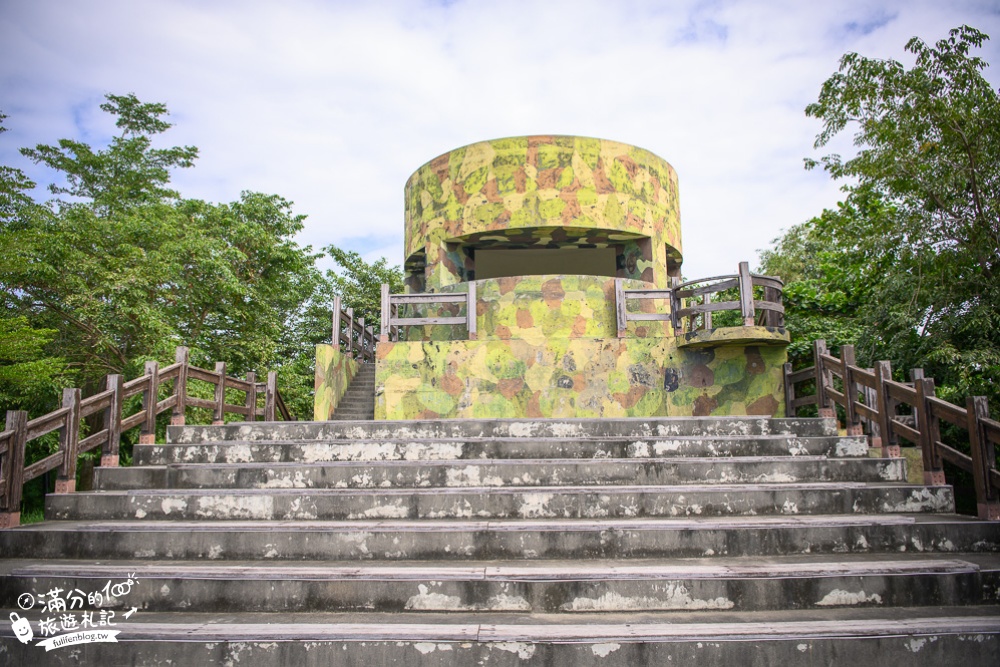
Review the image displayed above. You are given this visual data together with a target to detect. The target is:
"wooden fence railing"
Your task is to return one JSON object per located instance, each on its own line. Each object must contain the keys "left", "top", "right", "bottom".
{"left": 380, "top": 282, "right": 477, "bottom": 342}
{"left": 616, "top": 261, "right": 784, "bottom": 336}
{"left": 785, "top": 339, "right": 1000, "bottom": 519}
{"left": 332, "top": 295, "right": 377, "bottom": 363}
{"left": 0, "top": 346, "right": 295, "bottom": 528}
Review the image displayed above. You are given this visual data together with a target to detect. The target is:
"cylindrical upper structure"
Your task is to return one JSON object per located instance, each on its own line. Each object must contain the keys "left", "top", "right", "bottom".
{"left": 404, "top": 135, "right": 682, "bottom": 292}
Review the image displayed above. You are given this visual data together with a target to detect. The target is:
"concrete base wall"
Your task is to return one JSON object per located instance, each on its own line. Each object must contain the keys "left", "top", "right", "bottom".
{"left": 374, "top": 336, "right": 787, "bottom": 420}
{"left": 313, "top": 344, "right": 358, "bottom": 421}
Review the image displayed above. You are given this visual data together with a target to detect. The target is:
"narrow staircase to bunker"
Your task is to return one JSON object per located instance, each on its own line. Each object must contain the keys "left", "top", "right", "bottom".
{"left": 2, "top": 415, "right": 999, "bottom": 665}
{"left": 331, "top": 363, "right": 376, "bottom": 421}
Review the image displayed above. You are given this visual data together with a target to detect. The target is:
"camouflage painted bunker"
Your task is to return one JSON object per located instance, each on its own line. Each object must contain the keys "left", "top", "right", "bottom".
{"left": 315, "top": 136, "right": 790, "bottom": 420}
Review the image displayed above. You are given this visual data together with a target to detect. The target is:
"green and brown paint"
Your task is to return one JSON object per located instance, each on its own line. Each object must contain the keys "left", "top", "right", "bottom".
{"left": 405, "top": 136, "right": 681, "bottom": 291}
{"left": 313, "top": 344, "right": 359, "bottom": 421}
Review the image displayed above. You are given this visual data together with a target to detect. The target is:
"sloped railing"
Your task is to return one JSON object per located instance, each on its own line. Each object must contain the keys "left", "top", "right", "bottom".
{"left": 616, "top": 261, "right": 784, "bottom": 336}
{"left": 0, "top": 346, "right": 295, "bottom": 528}
{"left": 379, "top": 282, "right": 477, "bottom": 342}
{"left": 785, "top": 339, "right": 1000, "bottom": 520}
{"left": 333, "top": 295, "right": 377, "bottom": 363}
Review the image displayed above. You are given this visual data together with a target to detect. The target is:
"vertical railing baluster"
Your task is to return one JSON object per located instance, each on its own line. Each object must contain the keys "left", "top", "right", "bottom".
{"left": 213, "top": 362, "right": 227, "bottom": 425}
{"left": 1, "top": 410, "right": 28, "bottom": 528}
{"left": 738, "top": 261, "right": 755, "bottom": 326}
{"left": 874, "top": 360, "right": 899, "bottom": 457}
{"left": 841, "top": 345, "right": 861, "bottom": 436}
{"left": 915, "top": 377, "right": 944, "bottom": 486}
{"left": 245, "top": 372, "right": 257, "bottom": 422}
{"left": 103, "top": 374, "right": 123, "bottom": 468}
{"left": 968, "top": 396, "right": 999, "bottom": 519}
{"left": 141, "top": 361, "right": 159, "bottom": 444}
{"left": 56, "top": 388, "right": 81, "bottom": 493}
{"left": 468, "top": 281, "right": 478, "bottom": 341}
{"left": 172, "top": 346, "right": 189, "bottom": 426}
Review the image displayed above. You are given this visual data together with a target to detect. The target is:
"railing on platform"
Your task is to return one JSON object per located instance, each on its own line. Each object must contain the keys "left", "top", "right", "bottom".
{"left": 332, "top": 295, "right": 377, "bottom": 363}
{"left": 379, "top": 282, "right": 477, "bottom": 342}
{"left": 785, "top": 339, "right": 1000, "bottom": 519}
{"left": 0, "top": 346, "right": 295, "bottom": 527}
{"left": 616, "top": 261, "right": 784, "bottom": 336}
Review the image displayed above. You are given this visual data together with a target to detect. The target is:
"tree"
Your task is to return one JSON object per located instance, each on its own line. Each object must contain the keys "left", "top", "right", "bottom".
{"left": 1, "top": 95, "right": 323, "bottom": 398}
{"left": 324, "top": 245, "right": 404, "bottom": 326}
{"left": 768, "top": 25, "right": 1000, "bottom": 411}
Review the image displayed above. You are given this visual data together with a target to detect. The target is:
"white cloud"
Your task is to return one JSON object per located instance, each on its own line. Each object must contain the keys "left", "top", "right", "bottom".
{"left": 2, "top": 0, "right": 998, "bottom": 279}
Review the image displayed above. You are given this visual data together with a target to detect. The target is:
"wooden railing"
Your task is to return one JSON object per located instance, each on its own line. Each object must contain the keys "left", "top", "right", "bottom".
{"left": 380, "top": 282, "right": 477, "bottom": 342}
{"left": 0, "top": 346, "right": 294, "bottom": 527}
{"left": 785, "top": 339, "right": 1000, "bottom": 519}
{"left": 616, "top": 261, "right": 784, "bottom": 336}
{"left": 332, "top": 295, "right": 377, "bottom": 363}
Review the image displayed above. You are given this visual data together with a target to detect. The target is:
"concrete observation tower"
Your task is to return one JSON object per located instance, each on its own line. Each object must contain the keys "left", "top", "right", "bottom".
{"left": 316, "top": 135, "right": 789, "bottom": 421}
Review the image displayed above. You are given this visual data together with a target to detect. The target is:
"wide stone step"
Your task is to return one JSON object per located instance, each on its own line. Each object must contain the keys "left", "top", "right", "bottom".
{"left": 3, "top": 556, "right": 997, "bottom": 613}
{"left": 134, "top": 435, "right": 867, "bottom": 465}
{"left": 5, "top": 516, "right": 998, "bottom": 561}
{"left": 94, "top": 457, "right": 907, "bottom": 491}
{"left": 45, "top": 484, "right": 955, "bottom": 521}
{"left": 166, "top": 416, "right": 837, "bottom": 444}
{"left": 2, "top": 608, "right": 998, "bottom": 666}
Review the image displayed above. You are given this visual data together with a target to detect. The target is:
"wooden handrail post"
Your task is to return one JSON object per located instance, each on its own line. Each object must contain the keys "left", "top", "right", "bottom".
{"left": 56, "top": 388, "right": 82, "bottom": 493}
{"left": 346, "top": 308, "right": 355, "bottom": 356}
{"left": 213, "top": 362, "right": 227, "bottom": 425}
{"left": 783, "top": 363, "right": 796, "bottom": 418}
{"left": 764, "top": 285, "right": 781, "bottom": 327}
{"left": 467, "top": 281, "right": 478, "bottom": 341}
{"left": 967, "top": 395, "right": 1000, "bottom": 520}
{"left": 141, "top": 361, "right": 159, "bottom": 444}
{"left": 703, "top": 292, "right": 712, "bottom": 330}
{"left": 841, "top": 345, "right": 862, "bottom": 435}
{"left": 172, "top": 346, "right": 190, "bottom": 427}
{"left": 915, "top": 377, "right": 944, "bottom": 485}
{"left": 380, "top": 283, "right": 390, "bottom": 343}
{"left": 614, "top": 278, "right": 626, "bottom": 338}
{"left": 102, "top": 374, "right": 124, "bottom": 467}
{"left": 264, "top": 371, "right": 278, "bottom": 421}
{"left": 245, "top": 372, "right": 257, "bottom": 422}
{"left": 874, "top": 360, "right": 900, "bottom": 457}
{"left": 332, "top": 295, "right": 342, "bottom": 349}
{"left": 813, "top": 340, "right": 833, "bottom": 418}
{"left": 669, "top": 276, "right": 681, "bottom": 334}
{"left": 738, "top": 261, "right": 755, "bottom": 326}
{"left": 1, "top": 410, "right": 28, "bottom": 528}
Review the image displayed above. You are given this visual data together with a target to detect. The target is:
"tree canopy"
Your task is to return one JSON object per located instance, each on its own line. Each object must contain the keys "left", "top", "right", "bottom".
{"left": 0, "top": 94, "right": 399, "bottom": 420}
{"left": 762, "top": 25, "right": 1000, "bottom": 410}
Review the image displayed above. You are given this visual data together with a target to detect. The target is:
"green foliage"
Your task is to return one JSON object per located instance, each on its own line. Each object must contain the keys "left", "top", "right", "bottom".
{"left": 325, "top": 245, "right": 404, "bottom": 326}
{"left": 765, "top": 25, "right": 1000, "bottom": 416}
{"left": 0, "top": 316, "right": 68, "bottom": 414}
{"left": 2, "top": 95, "right": 325, "bottom": 400}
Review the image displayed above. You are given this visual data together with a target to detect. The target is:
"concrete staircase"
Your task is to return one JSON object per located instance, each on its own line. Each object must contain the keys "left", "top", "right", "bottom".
{"left": 2, "top": 416, "right": 999, "bottom": 665}
{"left": 331, "top": 363, "right": 375, "bottom": 420}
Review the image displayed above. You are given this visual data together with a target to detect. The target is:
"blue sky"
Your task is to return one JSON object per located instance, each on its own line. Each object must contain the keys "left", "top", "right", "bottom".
{"left": 2, "top": 0, "right": 999, "bottom": 279}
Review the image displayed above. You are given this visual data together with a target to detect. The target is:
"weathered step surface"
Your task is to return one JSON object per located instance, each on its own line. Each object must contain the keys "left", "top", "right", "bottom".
{"left": 4, "top": 555, "right": 997, "bottom": 613}
{"left": 5, "top": 515, "right": 998, "bottom": 561}
{"left": 134, "top": 434, "right": 868, "bottom": 465}
{"left": 94, "top": 456, "right": 906, "bottom": 490}
{"left": 166, "top": 416, "right": 838, "bottom": 444}
{"left": 2, "top": 608, "right": 998, "bottom": 666}
{"left": 44, "top": 483, "right": 956, "bottom": 521}
{"left": 6, "top": 415, "right": 1000, "bottom": 665}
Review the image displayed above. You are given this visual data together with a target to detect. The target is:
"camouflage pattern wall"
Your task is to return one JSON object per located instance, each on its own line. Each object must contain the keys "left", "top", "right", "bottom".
{"left": 369, "top": 276, "right": 788, "bottom": 420}
{"left": 374, "top": 337, "right": 786, "bottom": 420}
{"left": 404, "top": 136, "right": 682, "bottom": 291}
{"left": 315, "top": 136, "right": 791, "bottom": 422}
{"left": 313, "top": 344, "right": 358, "bottom": 421}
